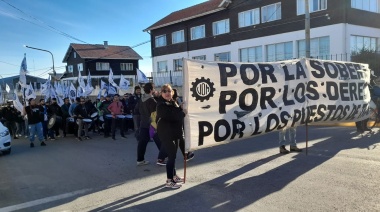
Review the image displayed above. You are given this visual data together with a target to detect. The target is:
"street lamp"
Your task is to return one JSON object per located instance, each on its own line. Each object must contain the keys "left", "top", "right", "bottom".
{"left": 24, "top": 45, "right": 56, "bottom": 76}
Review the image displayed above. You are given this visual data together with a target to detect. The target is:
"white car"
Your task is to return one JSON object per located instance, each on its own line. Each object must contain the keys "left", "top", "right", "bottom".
{"left": 0, "top": 122, "right": 11, "bottom": 155}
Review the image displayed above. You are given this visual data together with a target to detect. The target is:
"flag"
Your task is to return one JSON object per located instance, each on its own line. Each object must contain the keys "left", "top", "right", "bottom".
{"left": 77, "top": 86, "right": 83, "bottom": 97}
{"left": 55, "top": 82, "right": 64, "bottom": 96}
{"left": 5, "top": 84, "right": 10, "bottom": 93}
{"left": 83, "top": 72, "right": 94, "bottom": 96}
{"left": 107, "top": 84, "right": 117, "bottom": 95}
{"left": 19, "top": 54, "right": 28, "bottom": 88}
{"left": 50, "top": 87, "right": 64, "bottom": 106}
{"left": 25, "top": 83, "right": 36, "bottom": 100}
{"left": 69, "top": 83, "right": 76, "bottom": 100}
{"left": 97, "top": 89, "right": 102, "bottom": 99}
{"left": 13, "top": 94, "right": 24, "bottom": 113}
{"left": 119, "top": 74, "right": 130, "bottom": 90}
{"left": 78, "top": 71, "right": 86, "bottom": 89}
{"left": 41, "top": 78, "right": 51, "bottom": 96}
{"left": 108, "top": 68, "right": 119, "bottom": 88}
{"left": 100, "top": 80, "right": 108, "bottom": 90}
{"left": 137, "top": 68, "right": 149, "bottom": 83}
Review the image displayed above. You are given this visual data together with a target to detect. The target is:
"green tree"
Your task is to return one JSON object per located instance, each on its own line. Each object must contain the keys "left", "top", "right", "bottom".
{"left": 351, "top": 48, "right": 380, "bottom": 76}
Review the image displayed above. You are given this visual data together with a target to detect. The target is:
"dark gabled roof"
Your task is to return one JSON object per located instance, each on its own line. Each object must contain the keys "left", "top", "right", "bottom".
{"left": 62, "top": 43, "right": 143, "bottom": 63}
{"left": 144, "top": 0, "right": 230, "bottom": 32}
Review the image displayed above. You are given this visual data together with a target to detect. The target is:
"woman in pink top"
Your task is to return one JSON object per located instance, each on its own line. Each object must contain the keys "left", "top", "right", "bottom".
{"left": 107, "top": 94, "right": 126, "bottom": 140}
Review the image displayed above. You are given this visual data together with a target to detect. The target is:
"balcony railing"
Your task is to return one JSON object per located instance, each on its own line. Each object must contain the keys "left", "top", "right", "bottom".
{"left": 151, "top": 71, "right": 183, "bottom": 87}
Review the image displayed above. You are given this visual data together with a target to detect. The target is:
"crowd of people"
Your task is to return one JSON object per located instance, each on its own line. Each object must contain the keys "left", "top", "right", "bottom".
{"left": 0, "top": 83, "right": 195, "bottom": 189}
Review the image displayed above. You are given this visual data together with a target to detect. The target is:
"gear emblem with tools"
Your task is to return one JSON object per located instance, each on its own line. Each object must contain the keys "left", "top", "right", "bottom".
{"left": 190, "top": 77, "right": 216, "bottom": 102}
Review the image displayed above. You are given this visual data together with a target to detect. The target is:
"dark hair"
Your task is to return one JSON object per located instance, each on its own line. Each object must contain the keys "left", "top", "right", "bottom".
{"left": 39, "top": 99, "right": 45, "bottom": 102}
{"left": 114, "top": 94, "right": 119, "bottom": 97}
{"left": 143, "top": 82, "right": 154, "bottom": 94}
{"left": 28, "top": 98, "right": 34, "bottom": 103}
{"left": 63, "top": 97, "right": 68, "bottom": 101}
{"left": 173, "top": 88, "right": 178, "bottom": 99}
{"left": 134, "top": 85, "right": 141, "bottom": 91}
{"left": 75, "top": 97, "right": 81, "bottom": 102}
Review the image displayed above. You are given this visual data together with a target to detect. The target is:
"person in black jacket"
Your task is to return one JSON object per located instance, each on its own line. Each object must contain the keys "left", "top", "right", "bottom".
{"left": 23, "top": 98, "right": 46, "bottom": 147}
{"left": 156, "top": 84, "right": 187, "bottom": 189}
{"left": 73, "top": 97, "right": 91, "bottom": 141}
{"left": 49, "top": 98, "right": 63, "bottom": 138}
{"left": 2, "top": 101, "right": 19, "bottom": 139}
{"left": 128, "top": 86, "right": 142, "bottom": 138}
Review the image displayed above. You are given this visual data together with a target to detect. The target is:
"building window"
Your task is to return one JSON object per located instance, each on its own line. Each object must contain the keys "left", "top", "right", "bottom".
{"left": 262, "top": 2, "right": 282, "bottom": 23}
{"left": 173, "top": 59, "right": 183, "bottom": 72}
{"left": 73, "top": 52, "right": 76, "bottom": 58}
{"left": 96, "top": 62, "right": 110, "bottom": 71}
{"left": 192, "top": 55, "right": 206, "bottom": 60}
{"left": 214, "top": 52, "right": 231, "bottom": 62}
{"left": 297, "top": 0, "right": 327, "bottom": 15}
{"left": 239, "top": 46, "right": 263, "bottom": 62}
{"left": 68, "top": 65, "right": 73, "bottom": 73}
{"left": 213, "top": 19, "right": 230, "bottom": 36}
{"left": 298, "top": 36, "right": 330, "bottom": 59}
{"left": 351, "top": 0, "right": 379, "bottom": 13}
{"left": 350, "top": 35, "right": 379, "bottom": 53}
{"left": 77, "top": 63, "right": 83, "bottom": 72}
{"left": 155, "top": 35, "right": 167, "bottom": 47}
{"left": 121, "top": 63, "right": 133, "bottom": 71}
{"left": 172, "top": 30, "right": 185, "bottom": 44}
{"left": 191, "top": 25, "right": 205, "bottom": 40}
{"left": 157, "top": 61, "right": 167, "bottom": 72}
{"left": 238, "top": 8, "right": 260, "bottom": 28}
{"left": 266, "top": 41, "right": 293, "bottom": 62}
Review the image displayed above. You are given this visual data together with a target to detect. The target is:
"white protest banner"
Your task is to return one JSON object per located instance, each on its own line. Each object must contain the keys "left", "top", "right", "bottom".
{"left": 183, "top": 58, "right": 373, "bottom": 150}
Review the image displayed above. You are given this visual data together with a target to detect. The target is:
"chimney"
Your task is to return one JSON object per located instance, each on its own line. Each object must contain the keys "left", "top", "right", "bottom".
{"left": 104, "top": 41, "right": 108, "bottom": 49}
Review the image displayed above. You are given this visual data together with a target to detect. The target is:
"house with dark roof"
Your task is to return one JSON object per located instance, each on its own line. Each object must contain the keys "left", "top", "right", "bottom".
{"left": 144, "top": 0, "right": 380, "bottom": 86}
{"left": 61, "top": 41, "right": 143, "bottom": 81}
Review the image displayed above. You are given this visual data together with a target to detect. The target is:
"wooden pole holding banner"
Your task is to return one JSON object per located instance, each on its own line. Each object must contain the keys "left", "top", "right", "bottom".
{"left": 305, "top": 0, "right": 310, "bottom": 155}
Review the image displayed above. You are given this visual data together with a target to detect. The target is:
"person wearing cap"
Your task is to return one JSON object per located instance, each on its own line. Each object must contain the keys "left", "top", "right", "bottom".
{"left": 98, "top": 95, "right": 112, "bottom": 138}
{"left": 1, "top": 101, "right": 18, "bottom": 139}
{"left": 23, "top": 98, "right": 46, "bottom": 147}
{"left": 107, "top": 94, "right": 126, "bottom": 140}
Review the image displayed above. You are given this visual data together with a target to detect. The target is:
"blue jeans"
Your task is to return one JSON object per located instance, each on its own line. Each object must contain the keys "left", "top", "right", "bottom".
{"left": 279, "top": 127, "right": 296, "bottom": 146}
{"left": 29, "top": 122, "right": 44, "bottom": 143}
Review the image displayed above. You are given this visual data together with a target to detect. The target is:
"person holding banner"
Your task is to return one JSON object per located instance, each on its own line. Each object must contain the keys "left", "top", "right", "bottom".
{"left": 23, "top": 98, "right": 46, "bottom": 148}
{"left": 156, "top": 84, "right": 187, "bottom": 189}
{"left": 279, "top": 127, "right": 302, "bottom": 154}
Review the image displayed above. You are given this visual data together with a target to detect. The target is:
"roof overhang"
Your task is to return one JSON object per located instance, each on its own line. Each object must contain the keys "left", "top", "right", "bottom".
{"left": 144, "top": 7, "right": 226, "bottom": 32}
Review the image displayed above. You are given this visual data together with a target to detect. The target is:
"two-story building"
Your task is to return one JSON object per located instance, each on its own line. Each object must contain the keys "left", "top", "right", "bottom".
{"left": 61, "top": 41, "right": 143, "bottom": 92}
{"left": 144, "top": 0, "right": 380, "bottom": 88}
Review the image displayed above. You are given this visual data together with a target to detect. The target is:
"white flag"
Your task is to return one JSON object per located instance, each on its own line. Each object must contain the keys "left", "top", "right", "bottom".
{"left": 78, "top": 71, "right": 86, "bottom": 89}
{"left": 84, "top": 72, "right": 94, "bottom": 96}
{"left": 100, "top": 80, "right": 108, "bottom": 90}
{"left": 108, "top": 68, "right": 119, "bottom": 88}
{"left": 19, "top": 54, "right": 28, "bottom": 88}
{"left": 77, "top": 86, "right": 83, "bottom": 97}
{"left": 137, "top": 68, "right": 149, "bottom": 83}
{"left": 25, "top": 83, "right": 36, "bottom": 100}
{"left": 41, "top": 79, "right": 51, "bottom": 95}
{"left": 13, "top": 94, "right": 24, "bottom": 113}
{"left": 97, "top": 89, "right": 102, "bottom": 99}
{"left": 119, "top": 74, "right": 130, "bottom": 90}
{"left": 107, "top": 84, "right": 117, "bottom": 95}
{"left": 5, "top": 84, "right": 10, "bottom": 93}
{"left": 69, "top": 83, "right": 76, "bottom": 99}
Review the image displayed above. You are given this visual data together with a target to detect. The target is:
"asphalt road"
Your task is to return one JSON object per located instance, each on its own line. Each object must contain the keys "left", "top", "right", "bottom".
{"left": 0, "top": 126, "right": 379, "bottom": 212}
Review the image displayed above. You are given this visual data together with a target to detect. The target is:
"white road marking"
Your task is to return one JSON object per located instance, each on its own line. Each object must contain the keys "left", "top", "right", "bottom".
{"left": 0, "top": 189, "right": 91, "bottom": 212}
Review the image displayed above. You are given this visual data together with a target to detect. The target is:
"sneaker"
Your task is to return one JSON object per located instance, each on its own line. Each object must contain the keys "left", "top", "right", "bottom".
{"left": 165, "top": 179, "right": 182, "bottom": 189}
{"left": 30, "top": 143, "right": 34, "bottom": 148}
{"left": 40, "top": 141, "right": 47, "bottom": 146}
{"left": 279, "top": 145, "right": 290, "bottom": 154}
{"left": 186, "top": 152, "right": 195, "bottom": 162}
{"left": 77, "top": 137, "right": 83, "bottom": 141}
{"left": 25, "top": 135, "right": 28, "bottom": 138}
{"left": 84, "top": 136, "right": 91, "bottom": 140}
{"left": 173, "top": 175, "right": 184, "bottom": 184}
{"left": 290, "top": 146, "right": 302, "bottom": 152}
{"left": 49, "top": 138, "right": 56, "bottom": 141}
{"left": 156, "top": 159, "right": 166, "bottom": 166}
{"left": 56, "top": 135, "right": 61, "bottom": 138}
{"left": 137, "top": 160, "right": 150, "bottom": 166}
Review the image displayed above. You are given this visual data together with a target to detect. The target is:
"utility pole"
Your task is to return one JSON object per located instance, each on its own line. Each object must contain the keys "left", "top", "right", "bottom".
{"left": 305, "top": 0, "right": 310, "bottom": 58}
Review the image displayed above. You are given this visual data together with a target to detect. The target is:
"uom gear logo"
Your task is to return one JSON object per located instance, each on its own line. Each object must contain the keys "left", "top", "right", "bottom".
{"left": 190, "top": 77, "right": 215, "bottom": 102}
